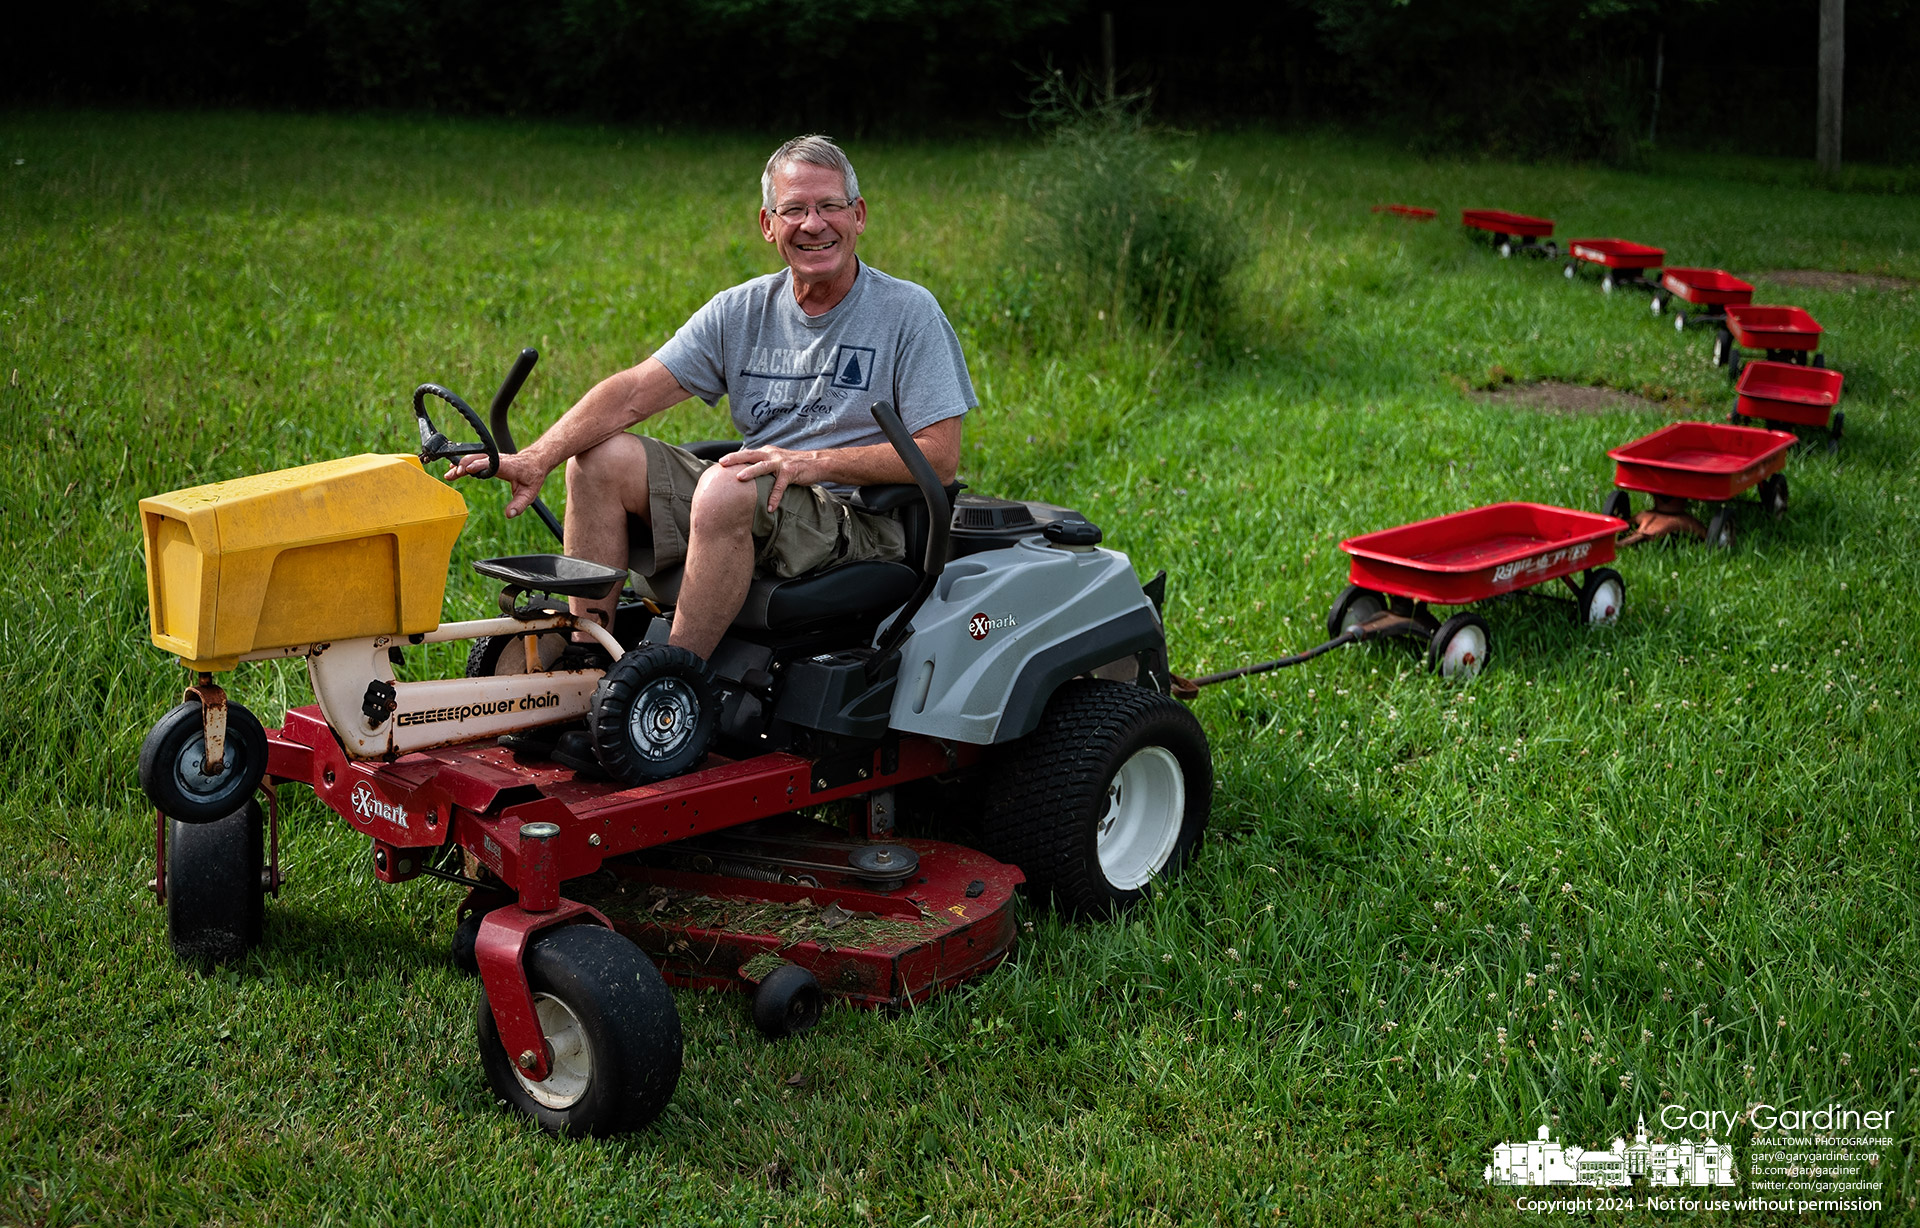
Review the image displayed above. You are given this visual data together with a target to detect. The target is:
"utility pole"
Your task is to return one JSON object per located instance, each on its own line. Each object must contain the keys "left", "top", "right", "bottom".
{"left": 1818, "top": 0, "right": 1844, "bottom": 174}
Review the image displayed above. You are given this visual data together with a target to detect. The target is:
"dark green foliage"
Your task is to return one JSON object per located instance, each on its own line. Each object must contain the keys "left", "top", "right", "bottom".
{"left": 1018, "top": 77, "right": 1248, "bottom": 339}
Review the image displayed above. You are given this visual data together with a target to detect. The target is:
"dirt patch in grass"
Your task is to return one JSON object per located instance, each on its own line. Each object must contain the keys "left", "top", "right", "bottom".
{"left": 1753, "top": 269, "right": 1916, "bottom": 294}
{"left": 1475, "top": 379, "right": 1671, "bottom": 415}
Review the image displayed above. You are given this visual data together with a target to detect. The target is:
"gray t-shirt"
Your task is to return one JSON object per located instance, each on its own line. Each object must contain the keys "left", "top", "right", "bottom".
{"left": 652, "top": 262, "right": 976, "bottom": 493}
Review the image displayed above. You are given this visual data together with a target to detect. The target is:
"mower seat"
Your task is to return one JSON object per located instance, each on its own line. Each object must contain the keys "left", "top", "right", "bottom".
{"left": 634, "top": 441, "right": 954, "bottom": 634}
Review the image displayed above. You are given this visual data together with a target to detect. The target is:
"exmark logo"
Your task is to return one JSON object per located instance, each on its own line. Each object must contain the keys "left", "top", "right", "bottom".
{"left": 348, "top": 781, "right": 409, "bottom": 829}
{"left": 968, "top": 612, "right": 1017, "bottom": 640}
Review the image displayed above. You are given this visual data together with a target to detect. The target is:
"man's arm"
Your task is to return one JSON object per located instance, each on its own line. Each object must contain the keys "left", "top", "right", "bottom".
{"left": 716, "top": 415, "right": 962, "bottom": 513}
{"left": 446, "top": 357, "right": 692, "bottom": 519}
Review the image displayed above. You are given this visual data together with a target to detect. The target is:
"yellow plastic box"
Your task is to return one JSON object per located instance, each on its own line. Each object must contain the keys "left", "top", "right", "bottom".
{"left": 142, "top": 453, "right": 469, "bottom": 671}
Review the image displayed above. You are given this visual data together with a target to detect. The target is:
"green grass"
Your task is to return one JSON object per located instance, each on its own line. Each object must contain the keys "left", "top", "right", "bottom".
{"left": 3, "top": 109, "right": 1918, "bottom": 1226}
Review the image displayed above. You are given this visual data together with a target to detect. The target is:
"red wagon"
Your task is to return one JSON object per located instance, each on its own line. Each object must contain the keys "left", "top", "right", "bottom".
{"left": 1462, "top": 209, "right": 1558, "bottom": 259}
{"left": 1652, "top": 267, "right": 1753, "bottom": 330}
{"left": 1603, "top": 421, "right": 1796, "bottom": 549}
{"left": 1324, "top": 503, "right": 1626, "bottom": 679}
{"left": 1563, "top": 238, "right": 1664, "bottom": 295}
{"left": 1713, "top": 304, "right": 1825, "bottom": 375}
{"left": 1734, "top": 360, "right": 1847, "bottom": 451}
{"left": 1373, "top": 203, "right": 1437, "bottom": 220}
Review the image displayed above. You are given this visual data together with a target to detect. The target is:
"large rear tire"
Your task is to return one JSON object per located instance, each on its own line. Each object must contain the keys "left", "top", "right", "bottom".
{"left": 475, "top": 925, "right": 681, "bottom": 1137}
{"left": 167, "top": 798, "right": 267, "bottom": 964}
{"left": 978, "top": 681, "right": 1212, "bottom": 916}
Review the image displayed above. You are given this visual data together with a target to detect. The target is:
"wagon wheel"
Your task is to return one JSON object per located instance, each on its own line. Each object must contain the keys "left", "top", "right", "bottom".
{"left": 1427, "top": 613, "right": 1490, "bottom": 681}
{"left": 1827, "top": 412, "right": 1845, "bottom": 454}
{"left": 1812, "top": 352, "right": 1827, "bottom": 369}
{"left": 1326, "top": 584, "right": 1387, "bottom": 639}
{"left": 1649, "top": 293, "right": 1664, "bottom": 315}
{"left": 475, "top": 924, "right": 682, "bottom": 1137}
{"left": 1498, "top": 238, "right": 1513, "bottom": 258}
{"left": 1574, "top": 569, "right": 1625, "bottom": 626}
{"left": 1759, "top": 473, "right": 1789, "bottom": 519}
{"left": 1601, "top": 490, "right": 1632, "bottom": 524}
{"left": 1712, "top": 328, "right": 1734, "bottom": 367}
{"left": 1542, "top": 241, "right": 1559, "bottom": 258}
{"left": 1601, "top": 272, "right": 1616, "bottom": 293}
{"left": 1705, "top": 508, "right": 1737, "bottom": 551}
{"left": 1728, "top": 353, "right": 1745, "bottom": 382}
{"left": 1563, "top": 262, "right": 1576, "bottom": 280}
{"left": 1673, "top": 310, "right": 1688, "bottom": 332}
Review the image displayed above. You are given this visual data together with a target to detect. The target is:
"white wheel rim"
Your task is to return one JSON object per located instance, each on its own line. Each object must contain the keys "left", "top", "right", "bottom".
{"left": 514, "top": 993, "right": 593, "bottom": 1110}
{"left": 1675, "top": 313, "right": 1686, "bottom": 332}
{"left": 1438, "top": 625, "right": 1488, "bottom": 679}
{"left": 1586, "top": 579, "right": 1623, "bottom": 625}
{"left": 1096, "top": 746, "right": 1185, "bottom": 891}
{"left": 1563, "top": 263, "right": 1574, "bottom": 278}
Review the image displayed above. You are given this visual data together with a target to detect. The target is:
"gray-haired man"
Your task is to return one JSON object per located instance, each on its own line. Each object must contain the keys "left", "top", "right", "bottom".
{"left": 448, "top": 134, "right": 976, "bottom": 660}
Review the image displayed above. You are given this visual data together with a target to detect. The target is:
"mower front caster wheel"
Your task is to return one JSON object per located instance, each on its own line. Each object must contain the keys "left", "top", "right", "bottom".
{"left": 140, "top": 699, "right": 269, "bottom": 824}
{"left": 980, "top": 680, "right": 1212, "bottom": 916}
{"left": 752, "top": 963, "right": 824, "bottom": 1040}
{"left": 1575, "top": 568, "right": 1625, "bottom": 626}
{"left": 167, "top": 798, "right": 269, "bottom": 964}
{"left": 1327, "top": 584, "right": 1387, "bottom": 639}
{"left": 590, "top": 645, "right": 718, "bottom": 784}
{"left": 1428, "top": 613, "right": 1490, "bottom": 680}
{"left": 475, "top": 924, "right": 682, "bottom": 1137}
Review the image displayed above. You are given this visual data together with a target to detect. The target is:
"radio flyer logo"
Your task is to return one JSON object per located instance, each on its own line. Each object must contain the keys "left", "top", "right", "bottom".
{"left": 1492, "top": 541, "right": 1591, "bottom": 585}
{"left": 968, "top": 611, "right": 1016, "bottom": 640}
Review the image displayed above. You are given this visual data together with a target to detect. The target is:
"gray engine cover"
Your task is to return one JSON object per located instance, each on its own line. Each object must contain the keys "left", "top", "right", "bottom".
{"left": 887, "top": 537, "right": 1162, "bottom": 745}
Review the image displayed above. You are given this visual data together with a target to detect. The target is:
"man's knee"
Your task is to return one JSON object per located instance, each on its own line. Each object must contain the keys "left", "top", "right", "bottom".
{"left": 688, "top": 466, "right": 759, "bottom": 536}
{"left": 565, "top": 433, "right": 650, "bottom": 515}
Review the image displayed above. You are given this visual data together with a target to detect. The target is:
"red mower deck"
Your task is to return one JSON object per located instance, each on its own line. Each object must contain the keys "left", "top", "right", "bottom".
{"left": 1564, "top": 239, "right": 1665, "bottom": 294}
{"left": 1654, "top": 267, "right": 1753, "bottom": 329}
{"left": 1604, "top": 421, "right": 1796, "bottom": 548}
{"left": 1462, "top": 209, "right": 1557, "bottom": 258}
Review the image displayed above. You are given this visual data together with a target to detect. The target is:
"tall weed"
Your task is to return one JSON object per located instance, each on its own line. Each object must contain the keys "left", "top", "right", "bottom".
{"left": 1014, "top": 76, "right": 1248, "bottom": 342}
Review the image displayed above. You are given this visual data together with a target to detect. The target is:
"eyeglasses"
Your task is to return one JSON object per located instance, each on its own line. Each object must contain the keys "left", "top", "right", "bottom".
{"left": 770, "top": 198, "right": 854, "bottom": 225}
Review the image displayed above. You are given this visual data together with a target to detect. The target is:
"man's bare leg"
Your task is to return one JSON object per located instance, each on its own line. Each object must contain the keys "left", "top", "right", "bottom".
{"left": 670, "top": 466, "right": 759, "bottom": 659}
{"left": 563, "top": 434, "right": 651, "bottom": 640}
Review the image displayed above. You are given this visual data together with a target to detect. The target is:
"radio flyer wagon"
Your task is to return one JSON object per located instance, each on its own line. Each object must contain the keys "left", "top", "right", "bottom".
{"left": 1563, "top": 239, "right": 1664, "bottom": 295}
{"left": 1712, "top": 304, "right": 1825, "bottom": 376}
{"left": 1174, "top": 504, "right": 1625, "bottom": 692}
{"left": 136, "top": 351, "right": 1214, "bottom": 1138}
{"left": 1733, "top": 359, "right": 1847, "bottom": 452}
{"left": 1651, "top": 267, "right": 1753, "bottom": 330}
{"left": 1372, "top": 203, "right": 1437, "bottom": 220}
{"left": 1602, "top": 421, "right": 1797, "bottom": 550}
{"left": 1462, "top": 209, "right": 1558, "bottom": 259}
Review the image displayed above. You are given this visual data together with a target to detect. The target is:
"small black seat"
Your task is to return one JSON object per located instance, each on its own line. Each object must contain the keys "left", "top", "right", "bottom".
{"left": 473, "top": 554, "right": 626, "bottom": 600}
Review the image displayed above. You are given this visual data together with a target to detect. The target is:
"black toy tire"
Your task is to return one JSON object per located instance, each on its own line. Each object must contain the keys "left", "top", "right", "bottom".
{"left": 474, "top": 924, "right": 681, "bottom": 1138}
{"left": 1326, "top": 584, "right": 1387, "bottom": 639}
{"left": 1760, "top": 473, "right": 1790, "bottom": 519}
{"left": 1650, "top": 293, "right": 1664, "bottom": 315}
{"left": 1729, "top": 353, "right": 1745, "bottom": 381}
{"left": 1498, "top": 240, "right": 1513, "bottom": 258}
{"left": 1674, "top": 310, "right": 1688, "bottom": 331}
{"left": 1712, "top": 328, "right": 1733, "bottom": 366}
{"left": 1828, "top": 411, "right": 1845, "bottom": 453}
{"left": 1706, "top": 507, "right": 1736, "bottom": 550}
{"left": 1601, "top": 490, "right": 1632, "bottom": 523}
{"left": 140, "top": 700, "right": 269, "bottom": 824}
{"left": 467, "top": 632, "right": 570, "bottom": 677}
{"left": 1563, "top": 261, "right": 1575, "bottom": 279}
{"left": 1601, "top": 272, "right": 1615, "bottom": 293}
{"left": 1427, "top": 613, "right": 1491, "bottom": 680}
{"left": 1575, "top": 568, "right": 1626, "bottom": 626}
{"left": 1812, "top": 352, "right": 1826, "bottom": 369}
{"left": 752, "top": 964, "right": 824, "bottom": 1040}
{"left": 978, "top": 681, "right": 1212, "bottom": 917}
{"left": 167, "top": 798, "right": 267, "bottom": 964}
{"left": 590, "top": 645, "right": 717, "bottom": 784}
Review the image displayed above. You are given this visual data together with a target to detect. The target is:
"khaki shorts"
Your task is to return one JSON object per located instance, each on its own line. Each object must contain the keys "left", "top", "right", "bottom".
{"left": 627, "top": 435, "right": 906, "bottom": 580}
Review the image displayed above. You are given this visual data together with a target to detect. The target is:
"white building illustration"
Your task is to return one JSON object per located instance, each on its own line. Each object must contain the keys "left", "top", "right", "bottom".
{"left": 1485, "top": 1115, "right": 1737, "bottom": 1188}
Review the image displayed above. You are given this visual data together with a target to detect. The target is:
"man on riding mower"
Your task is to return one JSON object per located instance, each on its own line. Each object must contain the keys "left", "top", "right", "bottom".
{"left": 446, "top": 133, "right": 975, "bottom": 663}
